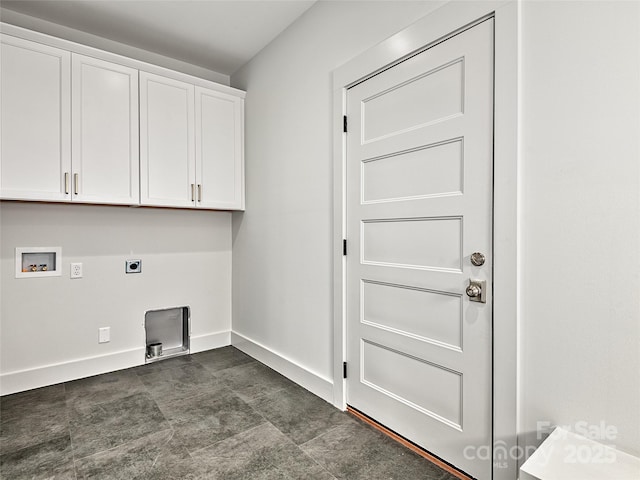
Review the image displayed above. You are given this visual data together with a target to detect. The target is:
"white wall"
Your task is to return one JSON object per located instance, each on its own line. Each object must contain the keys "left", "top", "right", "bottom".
{"left": 0, "top": 203, "right": 232, "bottom": 394}
{"left": 230, "top": 0, "right": 442, "bottom": 397}
{"left": 519, "top": 0, "right": 640, "bottom": 457}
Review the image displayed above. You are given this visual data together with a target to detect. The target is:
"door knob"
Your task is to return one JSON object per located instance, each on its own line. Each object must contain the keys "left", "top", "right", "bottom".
{"left": 466, "top": 279, "right": 486, "bottom": 303}
{"left": 466, "top": 284, "right": 481, "bottom": 297}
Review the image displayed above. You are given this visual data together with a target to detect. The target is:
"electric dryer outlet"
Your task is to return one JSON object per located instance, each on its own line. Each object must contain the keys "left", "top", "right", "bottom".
{"left": 125, "top": 260, "right": 142, "bottom": 274}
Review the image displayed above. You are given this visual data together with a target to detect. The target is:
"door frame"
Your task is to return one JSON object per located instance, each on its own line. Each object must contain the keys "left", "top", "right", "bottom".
{"left": 331, "top": 2, "right": 519, "bottom": 480}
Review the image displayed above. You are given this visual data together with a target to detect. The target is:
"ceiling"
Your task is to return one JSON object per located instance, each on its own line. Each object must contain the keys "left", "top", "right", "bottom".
{"left": 0, "top": 0, "right": 316, "bottom": 75}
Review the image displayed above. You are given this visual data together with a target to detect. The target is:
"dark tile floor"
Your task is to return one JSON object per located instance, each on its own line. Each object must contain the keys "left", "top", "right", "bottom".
{"left": 0, "top": 346, "right": 459, "bottom": 479}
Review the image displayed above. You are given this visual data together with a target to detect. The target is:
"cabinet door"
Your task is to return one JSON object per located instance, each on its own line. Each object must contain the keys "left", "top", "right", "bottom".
{"left": 140, "top": 72, "right": 195, "bottom": 207}
{"left": 1, "top": 35, "right": 71, "bottom": 201}
{"left": 195, "top": 87, "right": 244, "bottom": 210}
{"left": 72, "top": 54, "right": 139, "bottom": 205}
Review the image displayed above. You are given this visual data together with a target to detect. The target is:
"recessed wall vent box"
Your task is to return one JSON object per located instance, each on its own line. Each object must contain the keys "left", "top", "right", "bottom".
{"left": 144, "top": 306, "right": 190, "bottom": 363}
{"left": 15, "top": 247, "right": 62, "bottom": 278}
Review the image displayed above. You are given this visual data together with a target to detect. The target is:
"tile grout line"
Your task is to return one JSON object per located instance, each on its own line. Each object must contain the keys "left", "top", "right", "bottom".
{"left": 63, "top": 382, "right": 81, "bottom": 480}
{"left": 297, "top": 417, "right": 357, "bottom": 450}
{"left": 187, "top": 421, "right": 270, "bottom": 458}
{"left": 65, "top": 372, "right": 176, "bottom": 463}
{"left": 71, "top": 427, "right": 176, "bottom": 462}
{"left": 199, "top": 362, "right": 350, "bottom": 478}
{"left": 292, "top": 438, "right": 341, "bottom": 480}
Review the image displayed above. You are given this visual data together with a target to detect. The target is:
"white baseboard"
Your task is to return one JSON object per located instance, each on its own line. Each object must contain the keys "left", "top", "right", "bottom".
{"left": 0, "top": 348, "right": 143, "bottom": 396}
{"left": 190, "top": 330, "right": 231, "bottom": 353}
{"left": 231, "top": 331, "right": 334, "bottom": 404}
{"left": 1, "top": 331, "right": 329, "bottom": 400}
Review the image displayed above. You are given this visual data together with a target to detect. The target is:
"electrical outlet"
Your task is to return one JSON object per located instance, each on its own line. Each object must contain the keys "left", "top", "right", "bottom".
{"left": 125, "top": 259, "right": 142, "bottom": 274}
{"left": 99, "top": 327, "right": 110, "bottom": 343}
{"left": 70, "top": 262, "right": 83, "bottom": 279}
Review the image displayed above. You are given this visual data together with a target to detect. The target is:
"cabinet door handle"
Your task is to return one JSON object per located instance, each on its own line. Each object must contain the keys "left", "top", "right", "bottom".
{"left": 191, "top": 184, "right": 195, "bottom": 202}
{"left": 74, "top": 173, "right": 79, "bottom": 195}
{"left": 197, "top": 184, "right": 202, "bottom": 202}
{"left": 64, "top": 172, "right": 70, "bottom": 194}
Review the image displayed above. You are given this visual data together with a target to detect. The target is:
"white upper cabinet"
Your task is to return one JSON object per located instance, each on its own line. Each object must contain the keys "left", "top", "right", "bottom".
{"left": 72, "top": 54, "right": 139, "bottom": 205}
{"left": 141, "top": 73, "right": 245, "bottom": 210}
{"left": 140, "top": 72, "right": 195, "bottom": 208}
{"left": 1, "top": 37, "right": 139, "bottom": 205}
{"left": 196, "top": 86, "right": 244, "bottom": 210}
{"left": 1, "top": 26, "right": 245, "bottom": 211}
{"left": 1, "top": 35, "right": 71, "bottom": 201}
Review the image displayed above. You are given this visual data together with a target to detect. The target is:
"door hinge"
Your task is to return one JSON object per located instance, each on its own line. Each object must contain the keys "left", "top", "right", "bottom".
{"left": 343, "top": 115, "right": 347, "bottom": 133}
{"left": 343, "top": 239, "right": 347, "bottom": 256}
{"left": 343, "top": 361, "right": 348, "bottom": 379}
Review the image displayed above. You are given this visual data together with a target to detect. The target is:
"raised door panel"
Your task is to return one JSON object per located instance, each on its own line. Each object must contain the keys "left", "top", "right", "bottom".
{"left": 140, "top": 72, "right": 195, "bottom": 207}
{"left": 195, "top": 87, "right": 244, "bottom": 210}
{"left": 72, "top": 54, "right": 139, "bottom": 205}
{"left": 0, "top": 35, "right": 71, "bottom": 201}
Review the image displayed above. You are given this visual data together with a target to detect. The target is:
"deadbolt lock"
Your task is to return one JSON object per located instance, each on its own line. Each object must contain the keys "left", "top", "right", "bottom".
{"left": 470, "top": 252, "right": 486, "bottom": 266}
{"left": 466, "top": 279, "right": 486, "bottom": 303}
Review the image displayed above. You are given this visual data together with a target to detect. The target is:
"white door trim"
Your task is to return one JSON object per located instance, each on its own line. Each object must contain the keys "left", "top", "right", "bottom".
{"left": 331, "top": 2, "right": 519, "bottom": 480}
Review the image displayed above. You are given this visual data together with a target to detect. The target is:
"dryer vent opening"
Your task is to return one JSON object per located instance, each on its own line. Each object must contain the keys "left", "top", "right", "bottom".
{"left": 144, "top": 306, "right": 190, "bottom": 363}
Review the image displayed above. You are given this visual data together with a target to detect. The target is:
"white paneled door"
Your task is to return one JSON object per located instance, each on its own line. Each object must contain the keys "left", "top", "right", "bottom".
{"left": 346, "top": 19, "right": 494, "bottom": 479}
